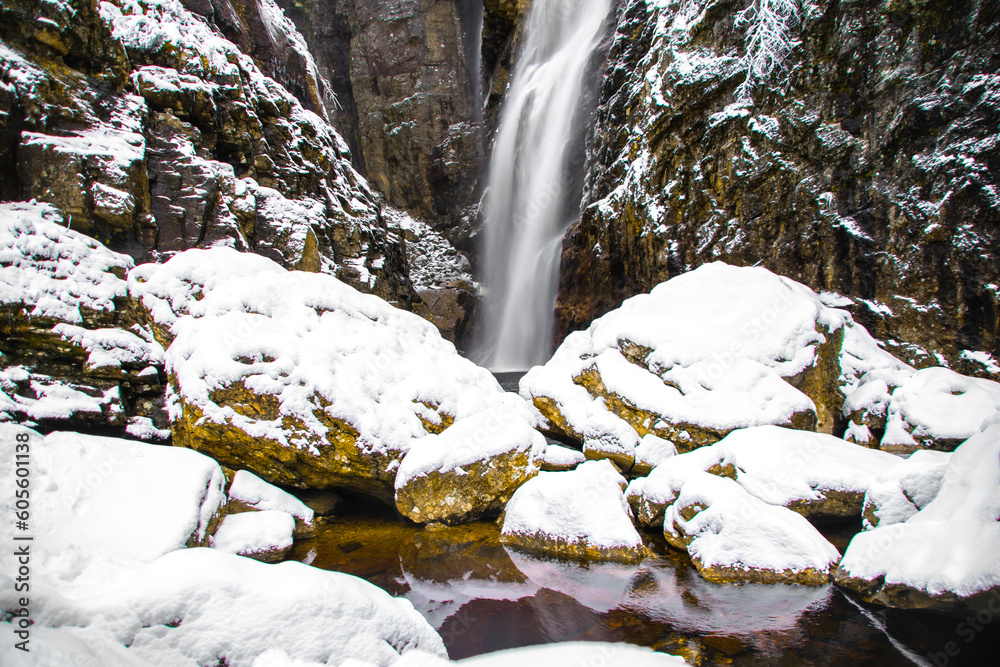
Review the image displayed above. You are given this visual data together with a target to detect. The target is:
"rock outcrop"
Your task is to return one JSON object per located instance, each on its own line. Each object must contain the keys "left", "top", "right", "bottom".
{"left": 0, "top": 203, "right": 169, "bottom": 435}
{"left": 557, "top": 0, "right": 1000, "bottom": 378}
{"left": 275, "top": 0, "right": 489, "bottom": 246}
{"left": 0, "top": 0, "right": 413, "bottom": 305}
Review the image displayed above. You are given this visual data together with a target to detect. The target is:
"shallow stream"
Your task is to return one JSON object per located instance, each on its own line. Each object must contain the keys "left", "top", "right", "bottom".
{"left": 289, "top": 506, "right": 998, "bottom": 666}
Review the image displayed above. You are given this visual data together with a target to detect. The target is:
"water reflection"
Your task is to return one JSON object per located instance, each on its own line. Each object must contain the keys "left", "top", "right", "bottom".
{"left": 289, "top": 513, "right": 999, "bottom": 665}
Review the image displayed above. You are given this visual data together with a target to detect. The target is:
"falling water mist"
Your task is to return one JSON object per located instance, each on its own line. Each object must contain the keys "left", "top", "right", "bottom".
{"left": 476, "top": 0, "right": 614, "bottom": 371}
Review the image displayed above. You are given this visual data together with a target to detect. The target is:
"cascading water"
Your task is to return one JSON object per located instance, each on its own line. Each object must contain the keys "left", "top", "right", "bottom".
{"left": 477, "top": 0, "right": 613, "bottom": 371}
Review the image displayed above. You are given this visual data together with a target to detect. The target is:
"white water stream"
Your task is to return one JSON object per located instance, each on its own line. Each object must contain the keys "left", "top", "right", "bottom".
{"left": 477, "top": 0, "right": 613, "bottom": 371}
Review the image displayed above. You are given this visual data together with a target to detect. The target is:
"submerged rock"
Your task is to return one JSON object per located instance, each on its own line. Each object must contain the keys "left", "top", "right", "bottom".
{"left": 836, "top": 419, "right": 1000, "bottom": 612}
{"left": 130, "top": 247, "right": 513, "bottom": 500}
{"left": 500, "top": 460, "right": 646, "bottom": 563}
{"left": 664, "top": 472, "right": 840, "bottom": 586}
{"left": 394, "top": 406, "right": 544, "bottom": 525}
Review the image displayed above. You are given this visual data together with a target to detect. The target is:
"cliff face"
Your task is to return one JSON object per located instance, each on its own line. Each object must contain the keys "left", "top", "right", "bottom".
{"left": 0, "top": 0, "right": 412, "bottom": 303}
{"left": 275, "top": 0, "right": 494, "bottom": 247}
{"left": 557, "top": 0, "right": 1000, "bottom": 377}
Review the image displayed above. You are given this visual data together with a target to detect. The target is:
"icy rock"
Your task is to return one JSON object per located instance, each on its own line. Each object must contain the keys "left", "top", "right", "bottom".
{"left": 836, "top": 419, "right": 1000, "bottom": 612}
{"left": 210, "top": 510, "right": 295, "bottom": 563}
{"left": 537, "top": 443, "right": 586, "bottom": 472}
{"left": 862, "top": 449, "right": 951, "bottom": 530}
{"left": 522, "top": 264, "right": 851, "bottom": 454}
{"left": 626, "top": 426, "right": 900, "bottom": 526}
{"left": 664, "top": 472, "right": 840, "bottom": 585}
{"left": 500, "top": 460, "right": 645, "bottom": 563}
{"left": 130, "top": 247, "right": 514, "bottom": 500}
{"left": 394, "top": 406, "right": 545, "bottom": 524}
{"left": 227, "top": 469, "right": 315, "bottom": 537}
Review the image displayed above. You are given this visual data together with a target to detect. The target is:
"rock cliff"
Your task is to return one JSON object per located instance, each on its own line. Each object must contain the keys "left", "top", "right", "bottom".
{"left": 557, "top": 0, "right": 1000, "bottom": 378}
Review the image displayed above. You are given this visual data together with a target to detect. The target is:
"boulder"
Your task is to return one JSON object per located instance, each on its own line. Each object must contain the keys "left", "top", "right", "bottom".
{"left": 394, "top": 406, "right": 544, "bottom": 525}
{"left": 500, "top": 460, "right": 645, "bottom": 563}
{"left": 880, "top": 367, "right": 1000, "bottom": 452}
{"left": 627, "top": 425, "right": 898, "bottom": 527}
{"left": 835, "top": 419, "right": 1000, "bottom": 612}
{"left": 227, "top": 469, "right": 315, "bottom": 538}
{"left": 631, "top": 433, "right": 677, "bottom": 477}
{"left": 0, "top": 426, "right": 226, "bottom": 563}
{"left": 130, "top": 247, "right": 514, "bottom": 500}
{"left": 862, "top": 450, "right": 951, "bottom": 530}
{"left": 664, "top": 473, "right": 840, "bottom": 585}
{"left": 537, "top": 443, "right": 586, "bottom": 472}
{"left": 523, "top": 264, "right": 859, "bottom": 458}
{"left": 209, "top": 510, "right": 295, "bottom": 563}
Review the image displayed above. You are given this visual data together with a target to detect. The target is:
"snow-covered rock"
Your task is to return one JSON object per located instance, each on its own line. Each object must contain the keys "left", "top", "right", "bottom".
{"left": 0, "top": 427, "right": 225, "bottom": 565}
{"left": 627, "top": 425, "right": 899, "bottom": 526}
{"left": 835, "top": 419, "right": 1000, "bottom": 611}
{"left": 394, "top": 406, "right": 544, "bottom": 524}
{"left": 227, "top": 469, "right": 315, "bottom": 537}
{"left": 537, "top": 443, "right": 586, "bottom": 472}
{"left": 632, "top": 433, "right": 678, "bottom": 476}
{"left": 880, "top": 367, "right": 1000, "bottom": 452}
{"left": 861, "top": 450, "right": 951, "bottom": 530}
{"left": 521, "top": 264, "right": 852, "bottom": 458}
{"left": 1, "top": 547, "right": 446, "bottom": 667}
{"left": 210, "top": 510, "right": 295, "bottom": 563}
{"left": 664, "top": 473, "right": 840, "bottom": 585}
{"left": 455, "top": 642, "right": 688, "bottom": 666}
{"left": 129, "top": 247, "right": 516, "bottom": 500}
{"left": 500, "top": 460, "right": 645, "bottom": 562}
{"left": 0, "top": 203, "right": 167, "bottom": 433}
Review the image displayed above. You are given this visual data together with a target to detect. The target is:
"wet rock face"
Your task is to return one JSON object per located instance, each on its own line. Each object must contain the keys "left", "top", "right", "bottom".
{"left": 557, "top": 0, "right": 1000, "bottom": 376}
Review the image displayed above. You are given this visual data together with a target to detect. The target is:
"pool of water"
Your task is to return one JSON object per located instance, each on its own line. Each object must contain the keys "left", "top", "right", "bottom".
{"left": 289, "top": 506, "right": 999, "bottom": 666}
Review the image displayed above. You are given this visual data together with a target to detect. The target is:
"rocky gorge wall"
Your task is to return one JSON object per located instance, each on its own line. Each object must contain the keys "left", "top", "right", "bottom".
{"left": 557, "top": 0, "right": 1000, "bottom": 378}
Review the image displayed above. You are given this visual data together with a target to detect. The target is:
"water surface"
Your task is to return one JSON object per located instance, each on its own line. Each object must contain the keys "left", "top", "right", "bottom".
{"left": 290, "top": 507, "right": 998, "bottom": 665}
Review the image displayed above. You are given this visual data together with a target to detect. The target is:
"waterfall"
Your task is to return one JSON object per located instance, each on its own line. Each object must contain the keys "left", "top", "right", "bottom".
{"left": 477, "top": 0, "right": 613, "bottom": 371}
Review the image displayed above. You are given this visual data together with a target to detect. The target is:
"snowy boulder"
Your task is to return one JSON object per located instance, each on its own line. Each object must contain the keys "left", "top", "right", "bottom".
{"left": 500, "top": 460, "right": 645, "bottom": 562}
{"left": 210, "top": 510, "right": 295, "bottom": 563}
{"left": 129, "top": 247, "right": 516, "bottom": 500}
{"left": 861, "top": 450, "right": 951, "bottom": 530}
{"left": 0, "top": 427, "right": 225, "bottom": 563}
{"left": 632, "top": 433, "right": 678, "bottom": 477}
{"left": 394, "top": 406, "right": 544, "bottom": 524}
{"left": 537, "top": 443, "right": 586, "bottom": 472}
{"left": 227, "top": 469, "right": 315, "bottom": 537}
{"left": 835, "top": 420, "right": 1000, "bottom": 611}
{"left": 31, "top": 548, "right": 446, "bottom": 667}
{"left": 626, "top": 426, "right": 899, "bottom": 526}
{"left": 664, "top": 473, "right": 840, "bottom": 585}
{"left": 880, "top": 367, "right": 1000, "bottom": 452}
{"left": 625, "top": 446, "right": 736, "bottom": 527}
{"left": 0, "top": 203, "right": 166, "bottom": 433}
{"left": 521, "top": 264, "right": 853, "bottom": 456}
